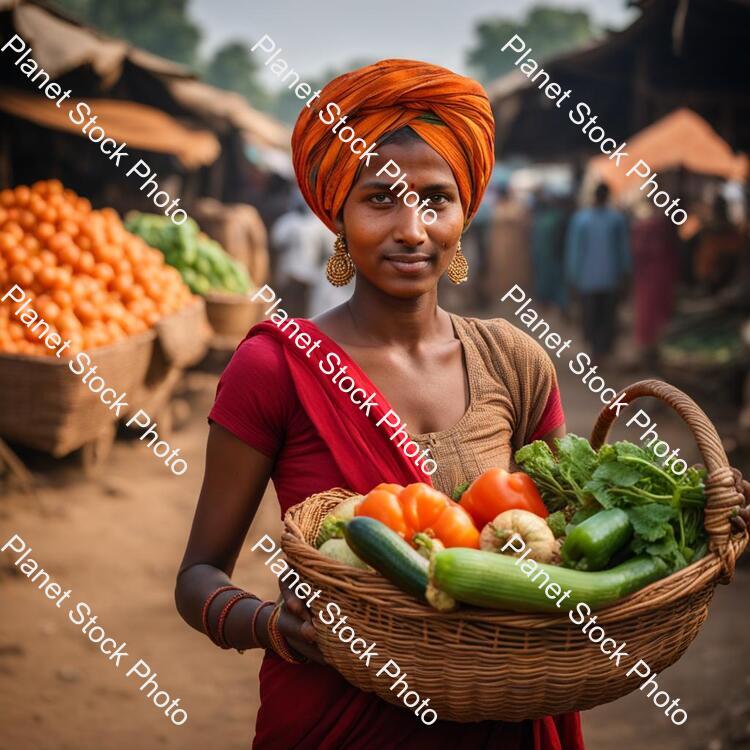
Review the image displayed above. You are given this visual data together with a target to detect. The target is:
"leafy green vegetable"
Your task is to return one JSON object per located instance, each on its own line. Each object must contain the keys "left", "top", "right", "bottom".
{"left": 515, "top": 435, "right": 707, "bottom": 574}
{"left": 546, "top": 511, "right": 567, "bottom": 538}
{"left": 515, "top": 437, "right": 595, "bottom": 511}
{"left": 626, "top": 504, "right": 675, "bottom": 542}
{"left": 124, "top": 212, "right": 251, "bottom": 295}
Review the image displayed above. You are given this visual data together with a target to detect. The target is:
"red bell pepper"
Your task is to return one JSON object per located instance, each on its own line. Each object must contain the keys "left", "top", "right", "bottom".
{"left": 458, "top": 468, "right": 548, "bottom": 527}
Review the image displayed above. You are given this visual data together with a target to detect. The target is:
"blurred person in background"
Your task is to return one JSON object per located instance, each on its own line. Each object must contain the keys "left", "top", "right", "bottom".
{"left": 271, "top": 190, "right": 347, "bottom": 317}
{"left": 464, "top": 181, "right": 496, "bottom": 307}
{"left": 531, "top": 188, "right": 569, "bottom": 318}
{"left": 630, "top": 195, "right": 680, "bottom": 366}
{"left": 565, "top": 181, "right": 629, "bottom": 361}
{"left": 270, "top": 189, "right": 317, "bottom": 316}
{"left": 693, "top": 194, "right": 746, "bottom": 294}
{"left": 485, "top": 183, "right": 531, "bottom": 302}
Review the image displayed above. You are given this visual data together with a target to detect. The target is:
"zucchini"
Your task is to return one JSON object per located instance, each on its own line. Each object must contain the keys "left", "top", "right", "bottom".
{"left": 343, "top": 517, "right": 428, "bottom": 600}
{"left": 430, "top": 548, "right": 668, "bottom": 613}
{"left": 562, "top": 508, "right": 633, "bottom": 571}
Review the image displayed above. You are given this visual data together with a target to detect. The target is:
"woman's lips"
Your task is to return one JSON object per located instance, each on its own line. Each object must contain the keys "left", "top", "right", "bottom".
{"left": 384, "top": 254, "right": 432, "bottom": 274}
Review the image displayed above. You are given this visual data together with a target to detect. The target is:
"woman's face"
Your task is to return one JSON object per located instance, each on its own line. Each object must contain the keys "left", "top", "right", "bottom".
{"left": 338, "top": 139, "right": 464, "bottom": 298}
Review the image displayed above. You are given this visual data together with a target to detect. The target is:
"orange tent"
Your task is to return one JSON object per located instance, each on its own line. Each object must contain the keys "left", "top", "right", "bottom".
{"left": 589, "top": 108, "right": 748, "bottom": 193}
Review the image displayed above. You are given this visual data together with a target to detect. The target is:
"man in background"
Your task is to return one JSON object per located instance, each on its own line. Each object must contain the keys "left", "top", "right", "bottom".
{"left": 565, "top": 182, "right": 630, "bottom": 361}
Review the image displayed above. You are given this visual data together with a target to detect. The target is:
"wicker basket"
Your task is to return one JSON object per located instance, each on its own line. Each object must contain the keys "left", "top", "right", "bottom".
{"left": 204, "top": 292, "right": 263, "bottom": 341}
{"left": 0, "top": 331, "right": 154, "bottom": 457}
{"left": 152, "top": 296, "right": 211, "bottom": 369}
{"left": 281, "top": 380, "right": 750, "bottom": 722}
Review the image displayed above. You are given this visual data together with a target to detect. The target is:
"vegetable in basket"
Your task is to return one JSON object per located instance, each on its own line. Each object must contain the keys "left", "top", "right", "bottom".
{"left": 545, "top": 511, "right": 568, "bottom": 539}
{"left": 315, "top": 495, "right": 364, "bottom": 547}
{"left": 561, "top": 508, "right": 633, "bottom": 571}
{"left": 343, "top": 516, "right": 429, "bottom": 600}
{"left": 428, "top": 547, "right": 668, "bottom": 613}
{"left": 125, "top": 212, "right": 251, "bottom": 296}
{"left": 479, "top": 509, "right": 559, "bottom": 563}
{"left": 355, "top": 482, "right": 480, "bottom": 549}
{"left": 515, "top": 435, "right": 708, "bottom": 573}
{"left": 456, "top": 468, "right": 548, "bottom": 527}
{"left": 318, "top": 538, "right": 370, "bottom": 570}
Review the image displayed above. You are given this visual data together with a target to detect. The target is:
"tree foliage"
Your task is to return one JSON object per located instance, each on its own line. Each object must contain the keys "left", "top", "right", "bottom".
{"left": 467, "top": 6, "right": 596, "bottom": 84}
{"left": 54, "top": 0, "right": 201, "bottom": 67}
{"left": 203, "top": 42, "right": 272, "bottom": 110}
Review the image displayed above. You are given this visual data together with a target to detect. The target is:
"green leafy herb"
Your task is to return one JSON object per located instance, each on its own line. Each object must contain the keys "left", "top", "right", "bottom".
{"left": 515, "top": 435, "right": 707, "bottom": 573}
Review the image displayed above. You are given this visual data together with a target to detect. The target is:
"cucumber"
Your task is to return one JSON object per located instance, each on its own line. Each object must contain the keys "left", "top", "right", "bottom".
{"left": 430, "top": 548, "right": 668, "bottom": 613}
{"left": 343, "top": 517, "right": 428, "bottom": 600}
{"left": 562, "top": 508, "right": 633, "bottom": 571}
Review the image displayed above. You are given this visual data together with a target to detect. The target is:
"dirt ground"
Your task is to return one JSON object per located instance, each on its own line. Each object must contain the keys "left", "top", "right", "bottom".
{"left": 1, "top": 309, "right": 748, "bottom": 750}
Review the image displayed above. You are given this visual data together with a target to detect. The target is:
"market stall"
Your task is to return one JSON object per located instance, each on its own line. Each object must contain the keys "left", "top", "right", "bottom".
{"left": 0, "top": 0, "right": 289, "bottom": 478}
{"left": 0, "top": 0, "right": 285, "bottom": 295}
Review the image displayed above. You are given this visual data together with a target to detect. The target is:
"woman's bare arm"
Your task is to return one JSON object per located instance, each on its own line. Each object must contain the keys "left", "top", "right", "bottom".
{"left": 175, "top": 423, "right": 320, "bottom": 659}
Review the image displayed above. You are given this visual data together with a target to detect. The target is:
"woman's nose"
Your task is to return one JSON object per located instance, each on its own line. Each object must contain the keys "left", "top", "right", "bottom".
{"left": 392, "top": 202, "right": 429, "bottom": 247}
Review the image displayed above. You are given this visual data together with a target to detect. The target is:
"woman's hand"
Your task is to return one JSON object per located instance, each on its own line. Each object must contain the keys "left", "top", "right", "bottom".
{"left": 275, "top": 581, "right": 326, "bottom": 665}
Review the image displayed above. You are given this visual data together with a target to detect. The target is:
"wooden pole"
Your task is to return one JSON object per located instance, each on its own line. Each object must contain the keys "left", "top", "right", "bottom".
{"left": 0, "top": 437, "right": 35, "bottom": 493}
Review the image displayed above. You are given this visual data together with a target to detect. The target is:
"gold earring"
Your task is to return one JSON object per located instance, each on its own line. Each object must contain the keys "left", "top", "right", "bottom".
{"left": 447, "top": 240, "right": 469, "bottom": 284}
{"left": 326, "top": 233, "right": 355, "bottom": 286}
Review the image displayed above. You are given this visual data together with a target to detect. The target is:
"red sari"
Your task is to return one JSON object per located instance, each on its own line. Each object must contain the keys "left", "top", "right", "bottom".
{"left": 209, "top": 319, "right": 583, "bottom": 750}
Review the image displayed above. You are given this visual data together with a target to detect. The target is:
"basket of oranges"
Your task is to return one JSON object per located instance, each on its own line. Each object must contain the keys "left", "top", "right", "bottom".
{"left": 0, "top": 180, "right": 207, "bottom": 462}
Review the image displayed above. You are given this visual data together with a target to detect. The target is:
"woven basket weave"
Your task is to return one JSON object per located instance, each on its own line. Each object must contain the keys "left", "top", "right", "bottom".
{"left": 281, "top": 380, "right": 749, "bottom": 722}
{"left": 0, "top": 332, "right": 154, "bottom": 457}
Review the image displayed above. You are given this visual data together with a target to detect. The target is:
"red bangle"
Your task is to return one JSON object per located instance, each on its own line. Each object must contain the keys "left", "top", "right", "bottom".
{"left": 217, "top": 591, "right": 256, "bottom": 649}
{"left": 251, "top": 600, "right": 275, "bottom": 648}
{"left": 202, "top": 585, "right": 240, "bottom": 647}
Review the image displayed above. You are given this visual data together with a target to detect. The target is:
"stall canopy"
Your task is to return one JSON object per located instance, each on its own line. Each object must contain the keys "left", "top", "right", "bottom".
{"left": 0, "top": 86, "right": 220, "bottom": 168}
{"left": 0, "top": 0, "right": 290, "bottom": 151}
{"left": 589, "top": 108, "right": 749, "bottom": 193}
{"left": 165, "top": 79, "right": 290, "bottom": 152}
{"left": 489, "top": 0, "right": 750, "bottom": 161}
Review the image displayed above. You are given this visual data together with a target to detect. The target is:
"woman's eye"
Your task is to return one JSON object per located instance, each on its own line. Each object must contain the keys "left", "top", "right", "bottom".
{"left": 426, "top": 194, "right": 449, "bottom": 205}
{"left": 369, "top": 193, "right": 394, "bottom": 205}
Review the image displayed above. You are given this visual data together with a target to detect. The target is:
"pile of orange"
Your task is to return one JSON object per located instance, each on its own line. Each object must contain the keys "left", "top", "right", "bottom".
{"left": 0, "top": 180, "right": 194, "bottom": 356}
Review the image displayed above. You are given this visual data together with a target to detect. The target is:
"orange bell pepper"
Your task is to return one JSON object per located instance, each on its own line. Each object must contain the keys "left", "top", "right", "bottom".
{"left": 458, "top": 468, "right": 548, "bottom": 527}
{"left": 356, "top": 482, "right": 479, "bottom": 548}
{"left": 355, "top": 483, "right": 408, "bottom": 537}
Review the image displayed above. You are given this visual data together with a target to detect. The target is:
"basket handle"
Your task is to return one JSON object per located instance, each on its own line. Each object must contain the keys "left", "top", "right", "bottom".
{"left": 589, "top": 378, "right": 748, "bottom": 579}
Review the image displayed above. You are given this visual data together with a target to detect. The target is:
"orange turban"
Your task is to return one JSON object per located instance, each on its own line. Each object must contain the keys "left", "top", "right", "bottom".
{"left": 291, "top": 59, "right": 495, "bottom": 233}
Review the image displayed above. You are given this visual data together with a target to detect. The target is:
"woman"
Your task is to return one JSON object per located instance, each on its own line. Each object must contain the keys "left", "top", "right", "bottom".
{"left": 175, "top": 60, "right": 583, "bottom": 750}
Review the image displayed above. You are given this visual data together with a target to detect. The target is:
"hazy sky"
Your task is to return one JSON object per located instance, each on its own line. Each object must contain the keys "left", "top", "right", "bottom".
{"left": 190, "top": 0, "right": 637, "bottom": 88}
